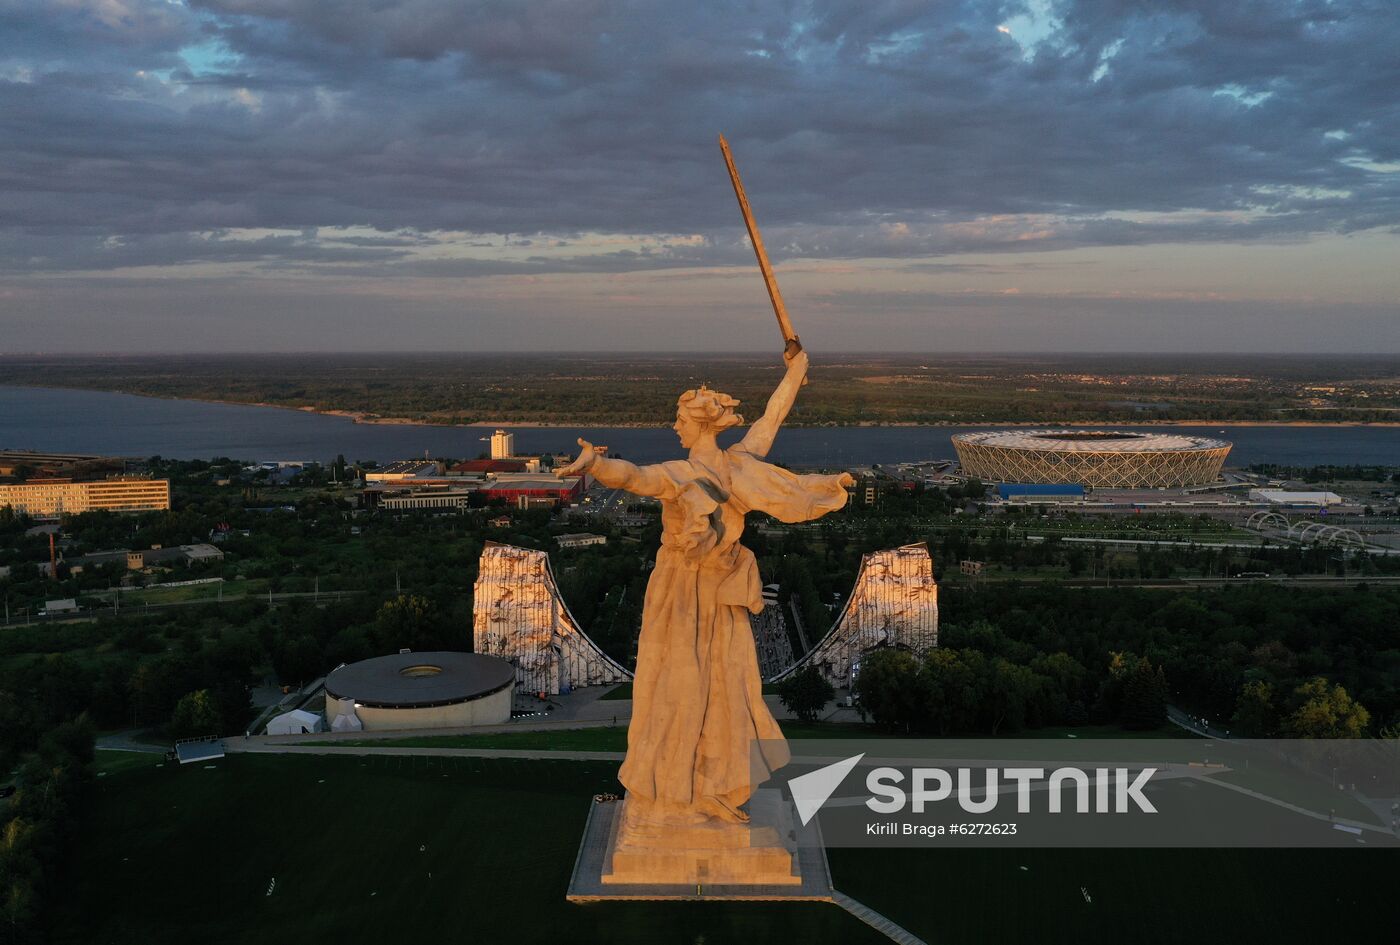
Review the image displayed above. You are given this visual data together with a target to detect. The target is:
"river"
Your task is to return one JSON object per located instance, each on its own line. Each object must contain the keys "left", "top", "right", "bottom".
{"left": 2, "top": 386, "right": 1397, "bottom": 468}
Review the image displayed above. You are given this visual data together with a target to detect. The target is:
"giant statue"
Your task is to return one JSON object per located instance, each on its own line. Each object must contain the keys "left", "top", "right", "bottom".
{"left": 557, "top": 137, "right": 853, "bottom": 886}
{"left": 556, "top": 350, "right": 852, "bottom": 829}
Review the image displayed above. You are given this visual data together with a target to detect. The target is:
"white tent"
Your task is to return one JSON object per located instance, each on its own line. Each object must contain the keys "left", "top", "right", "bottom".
{"left": 266, "top": 709, "right": 324, "bottom": 735}
{"left": 329, "top": 708, "right": 363, "bottom": 732}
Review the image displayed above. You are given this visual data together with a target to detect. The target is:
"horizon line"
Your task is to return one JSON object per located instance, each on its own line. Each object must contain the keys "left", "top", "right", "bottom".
{"left": 2, "top": 350, "right": 1398, "bottom": 359}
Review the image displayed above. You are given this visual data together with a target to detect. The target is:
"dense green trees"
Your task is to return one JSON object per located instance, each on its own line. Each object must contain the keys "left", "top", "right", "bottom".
{"left": 1282, "top": 678, "right": 1371, "bottom": 738}
{"left": 0, "top": 717, "right": 94, "bottom": 944}
{"left": 1119, "top": 656, "right": 1169, "bottom": 731}
{"left": 168, "top": 689, "right": 222, "bottom": 740}
{"left": 1232, "top": 680, "right": 1277, "bottom": 736}
{"left": 855, "top": 645, "right": 1093, "bottom": 735}
{"left": 943, "top": 583, "right": 1396, "bottom": 733}
{"left": 775, "top": 666, "right": 835, "bottom": 723}
{"left": 373, "top": 594, "right": 450, "bottom": 653}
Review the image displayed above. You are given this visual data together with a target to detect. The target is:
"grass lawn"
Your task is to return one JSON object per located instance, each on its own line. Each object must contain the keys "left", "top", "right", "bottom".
{"left": 828, "top": 845, "right": 1389, "bottom": 943}
{"left": 63, "top": 753, "right": 888, "bottom": 945}
{"left": 94, "top": 749, "right": 168, "bottom": 776}
{"left": 70, "top": 751, "right": 1393, "bottom": 944}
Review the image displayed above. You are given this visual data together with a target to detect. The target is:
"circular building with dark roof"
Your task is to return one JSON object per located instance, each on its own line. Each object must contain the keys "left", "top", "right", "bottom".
{"left": 324, "top": 651, "right": 514, "bottom": 731}
{"left": 952, "top": 430, "right": 1231, "bottom": 489}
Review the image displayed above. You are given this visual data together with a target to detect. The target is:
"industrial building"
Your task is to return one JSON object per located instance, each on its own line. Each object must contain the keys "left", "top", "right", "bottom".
{"left": 364, "top": 461, "right": 444, "bottom": 482}
{"left": 0, "top": 477, "right": 171, "bottom": 518}
{"left": 324, "top": 651, "right": 515, "bottom": 731}
{"left": 478, "top": 474, "right": 584, "bottom": 507}
{"left": 555, "top": 533, "right": 607, "bottom": 549}
{"left": 453, "top": 459, "right": 527, "bottom": 474}
{"left": 377, "top": 489, "right": 478, "bottom": 511}
{"left": 64, "top": 543, "right": 224, "bottom": 571}
{"left": 0, "top": 450, "right": 124, "bottom": 479}
{"left": 953, "top": 430, "right": 1231, "bottom": 488}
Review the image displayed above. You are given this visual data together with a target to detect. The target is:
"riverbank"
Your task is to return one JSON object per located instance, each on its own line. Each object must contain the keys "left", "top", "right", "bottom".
{"left": 5, "top": 383, "right": 1399, "bottom": 430}
{"left": 5, "top": 385, "right": 1398, "bottom": 467}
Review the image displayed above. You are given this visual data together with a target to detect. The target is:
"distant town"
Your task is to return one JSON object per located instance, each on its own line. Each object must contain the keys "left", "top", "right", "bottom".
{"left": 4, "top": 424, "right": 1398, "bottom": 625}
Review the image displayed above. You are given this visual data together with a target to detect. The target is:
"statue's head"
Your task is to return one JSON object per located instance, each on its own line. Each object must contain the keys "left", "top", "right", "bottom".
{"left": 674, "top": 385, "right": 743, "bottom": 448}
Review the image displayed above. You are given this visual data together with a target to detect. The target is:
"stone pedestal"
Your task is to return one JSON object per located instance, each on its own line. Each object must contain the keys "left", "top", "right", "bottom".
{"left": 566, "top": 788, "right": 832, "bottom": 901}
{"left": 603, "top": 791, "right": 800, "bottom": 886}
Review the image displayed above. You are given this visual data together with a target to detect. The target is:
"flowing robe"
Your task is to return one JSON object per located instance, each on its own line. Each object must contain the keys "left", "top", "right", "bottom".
{"left": 588, "top": 444, "right": 849, "bottom": 814}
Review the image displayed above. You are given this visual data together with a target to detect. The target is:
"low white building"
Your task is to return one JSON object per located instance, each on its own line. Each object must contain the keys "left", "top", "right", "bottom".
{"left": 1249, "top": 489, "right": 1345, "bottom": 507}
{"left": 556, "top": 533, "right": 607, "bottom": 549}
{"left": 265, "top": 709, "right": 324, "bottom": 735}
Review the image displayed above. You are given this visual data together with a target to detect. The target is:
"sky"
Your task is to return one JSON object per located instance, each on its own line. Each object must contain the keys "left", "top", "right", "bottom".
{"left": 1, "top": 0, "right": 1398, "bottom": 354}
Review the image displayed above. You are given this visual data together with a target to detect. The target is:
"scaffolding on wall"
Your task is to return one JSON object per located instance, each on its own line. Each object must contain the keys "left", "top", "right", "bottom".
{"left": 472, "top": 542, "right": 632, "bottom": 695}
{"left": 772, "top": 543, "right": 939, "bottom": 687}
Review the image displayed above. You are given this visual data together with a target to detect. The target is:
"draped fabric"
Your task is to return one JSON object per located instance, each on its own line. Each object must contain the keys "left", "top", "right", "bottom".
{"left": 616, "top": 447, "right": 849, "bottom": 812}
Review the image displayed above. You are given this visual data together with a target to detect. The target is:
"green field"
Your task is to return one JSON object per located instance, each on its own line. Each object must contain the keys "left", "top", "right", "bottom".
{"left": 827, "top": 845, "right": 1388, "bottom": 943}
{"left": 67, "top": 752, "right": 887, "bottom": 945}
{"left": 69, "top": 750, "right": 1392, "bottom": 944}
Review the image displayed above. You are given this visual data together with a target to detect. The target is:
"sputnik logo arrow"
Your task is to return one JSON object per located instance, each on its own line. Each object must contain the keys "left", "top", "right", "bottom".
{"left": 789, "top": 753, "right": 865, "bottom": 826}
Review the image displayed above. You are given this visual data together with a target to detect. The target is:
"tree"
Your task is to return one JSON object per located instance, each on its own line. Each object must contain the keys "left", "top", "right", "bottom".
{"left": 1031, "top": 651, "right": 1089, "bottom": 724}
{"left": 775, "top": 666, "right": 834, "bottom": 723}
{"left": 1231, "top": 679, "right": 1277, "bottom": 736}
{"left": 978, "top": 657, "right": 1041, "bottom": 734}
{"left": 918, "top": 648, "right": 978, "bottom": 734}
{"left": 1121, "top": 657, "right": 1168, "bottom": 731}
{"left": 168, "top": 689, "right": 222, "bottom": 740}
{"left": 853, "top": 648, "right": 921, "bottom": 731}
{"left": 372, "top": 594, "right": 444, "bottom": 652}
{"left": 1283, "top": 677, "right": 1370, "bottom": 738}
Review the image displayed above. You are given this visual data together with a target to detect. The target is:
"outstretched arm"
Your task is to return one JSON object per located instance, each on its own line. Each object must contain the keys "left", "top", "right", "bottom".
{"left": 738, "top": 346, "right": 807, "bottom": 458}
{"left": 555, "top": 438, "right": 674, "bottom": 499}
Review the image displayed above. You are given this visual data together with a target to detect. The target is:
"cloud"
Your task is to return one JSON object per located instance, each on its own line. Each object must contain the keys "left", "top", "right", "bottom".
{"left": 0, "top": 1, "right": 1398, "bottom": 350}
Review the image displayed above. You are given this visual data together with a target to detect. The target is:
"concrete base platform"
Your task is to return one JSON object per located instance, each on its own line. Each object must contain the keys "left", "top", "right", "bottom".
{"left": 566, "top": 790, "right": 834, "bottom": 902}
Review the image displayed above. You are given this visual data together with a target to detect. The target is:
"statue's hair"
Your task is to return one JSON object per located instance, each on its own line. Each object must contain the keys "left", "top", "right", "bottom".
{"left": 676, "top": 385, "right": 743, "bottom": 431}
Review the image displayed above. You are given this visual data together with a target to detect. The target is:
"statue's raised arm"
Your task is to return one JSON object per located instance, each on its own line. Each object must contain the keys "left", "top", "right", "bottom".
{"left": 737, "top": 345, "right": 808, "bottom": 458}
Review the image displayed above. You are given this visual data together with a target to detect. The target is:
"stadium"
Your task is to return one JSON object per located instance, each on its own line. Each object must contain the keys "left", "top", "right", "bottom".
{"left": 323, "top": 651, "right": 514, "bottom": 731}
{"left": 952, "top": 430, "right": 1232, "bottom": 488}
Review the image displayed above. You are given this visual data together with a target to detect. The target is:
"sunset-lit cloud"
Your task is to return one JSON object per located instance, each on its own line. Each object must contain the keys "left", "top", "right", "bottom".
{"left": 1, "top": 0, "right": 1398, "bottom": 352}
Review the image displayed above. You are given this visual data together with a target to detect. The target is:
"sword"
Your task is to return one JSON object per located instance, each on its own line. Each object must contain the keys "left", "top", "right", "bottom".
{"left": 719, "top": 134, "right": 802, "bottom": 360}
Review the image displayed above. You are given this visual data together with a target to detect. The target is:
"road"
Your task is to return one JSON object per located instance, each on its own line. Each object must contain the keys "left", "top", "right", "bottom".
{"left": 2, "top": 588, "right": 361, "bottom": 628}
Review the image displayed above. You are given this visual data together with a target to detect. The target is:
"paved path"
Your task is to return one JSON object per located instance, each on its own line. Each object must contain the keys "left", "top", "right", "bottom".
{"left": 95, "top": 730, "right": 167, "bottom": 754}
{"left": 226, "top": 741, "right": 626, "bottom": 762}
{"left": 1168, "top": 705, "right": 1397, "bottom": 837}
{"left": 1195, "top": 775, "right": 1394, "bottom": 838}
{"left": 832, "top": 893, "right": 929, "bottom": 945}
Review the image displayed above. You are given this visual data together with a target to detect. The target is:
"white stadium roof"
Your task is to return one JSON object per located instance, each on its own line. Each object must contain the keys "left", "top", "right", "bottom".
{"left": 952, "top": 430, "right": 1229, "bottom": 452}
